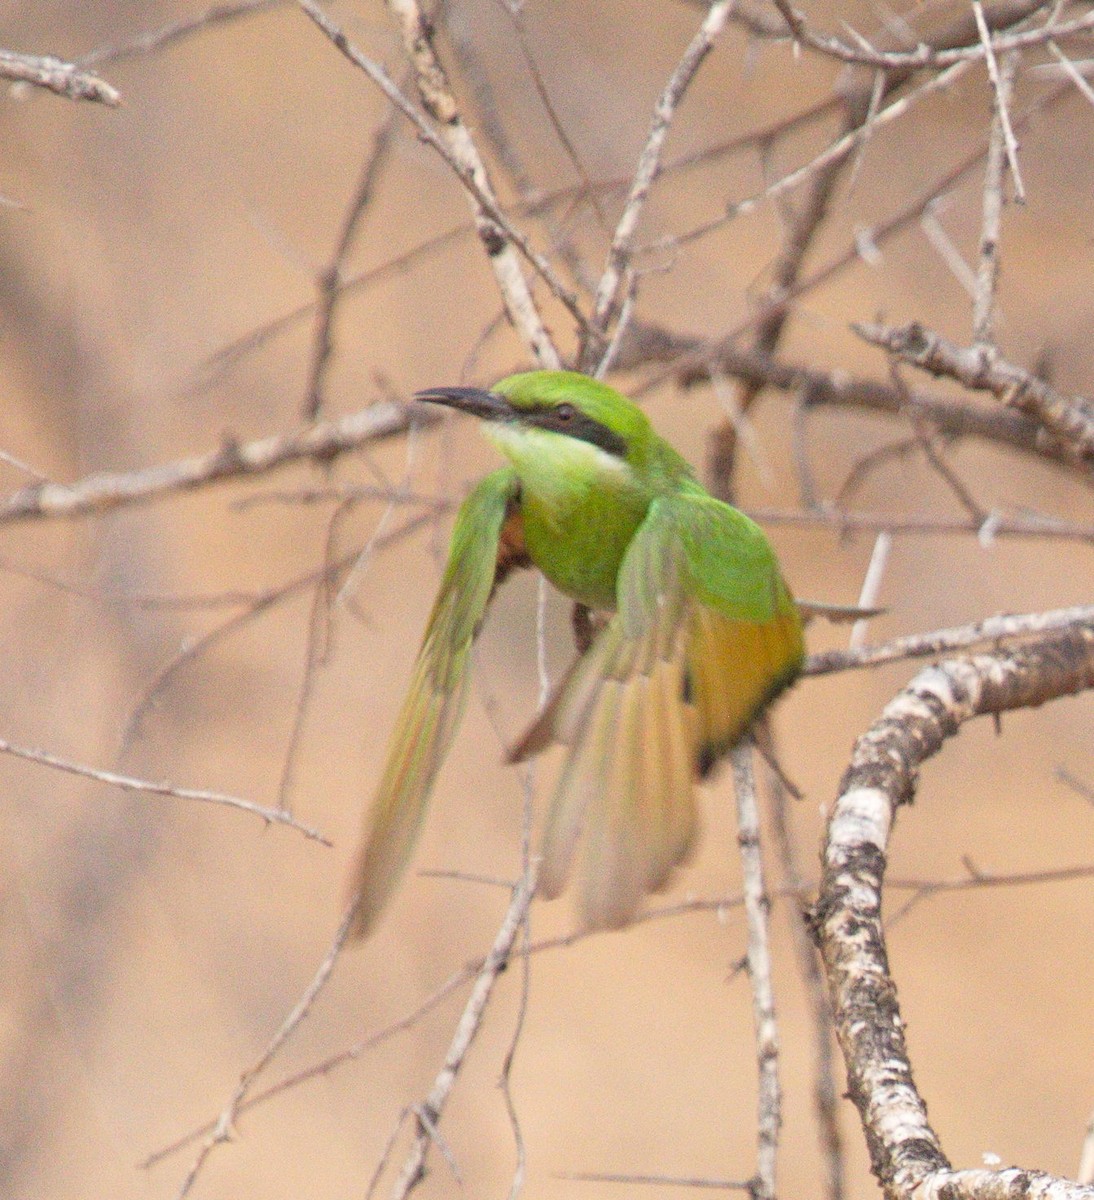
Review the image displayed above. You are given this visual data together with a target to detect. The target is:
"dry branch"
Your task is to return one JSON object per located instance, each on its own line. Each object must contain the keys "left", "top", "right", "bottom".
{"left": 382, "top": 0, "right": 561, "bottom": 369}
{"left": 0, "top": 47, "right": 120, "bottom": 104}
{"left": 0, "top": 736, "right": 328, "bottom": 842}
{"left": 389, "top": 865, "right": 538, "bottom": 1199}
{"left": 0, "top": 401, "right": 416, "bottom": 527}
{"left": 766, "top": 0, "right": 1087, "bottom": 72}
{"left": 805, "top": 604, "right": 1094, "bottom": 676}
{"left": 731, "top": 744, "right": 781, "bottom": 1200}
{"left": 812, "top": 621, "right": 1094, "bottom": 1200}
{"left": 584, "top": 0, "right": 733, "bottom": 364}
{"left": 855, "top": 322, "right": 1094, "bottom": 469}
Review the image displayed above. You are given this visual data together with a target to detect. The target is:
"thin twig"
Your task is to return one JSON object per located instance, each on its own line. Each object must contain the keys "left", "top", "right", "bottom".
{"left": 81, "top": 0, "right": 287, "bottom": 66}
{"left": 557, "top": 1169, "right": 755, "bottom": 1190}
{"left": 849, "top": 532, "right": 892, "bottom": 653}
{"left": 584, "top": 0, "right": 733, "bottom": 362}
{"left": 972, "top": 46, "right": 1019, "bottom": 342}
{"left": 765, "top": 755, "right": 845, "bottom": 1200}
{"left": 731, "top": 742, "right": 780, "bottom": 1200}
{"left": 746, "top": 504, "right": 1094, "bottom": 543}
{"left": 0, "top": 736, "right": 329, "bottom": 843}
{"left": 805, "top": 603, "right": 1094, "bottom": 676}
{"left": 766, "top": 0, "right": 1087, "bottom": 73}
{"left": 388, "top": 863, "right": 538, "bottom": 1199}
{"left": 171, "top": 903, "right": 358, "bottom": 1197}
{"left": 972, "top": 3, "right": 1025, "bottom": 203}
{"left": 304, "top": 89, "right": 405, "bottom": 419}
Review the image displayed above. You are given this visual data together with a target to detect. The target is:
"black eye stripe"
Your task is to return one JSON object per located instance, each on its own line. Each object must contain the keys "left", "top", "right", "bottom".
{"left": 523, "top": 404, "right": 627, "bottom": 457}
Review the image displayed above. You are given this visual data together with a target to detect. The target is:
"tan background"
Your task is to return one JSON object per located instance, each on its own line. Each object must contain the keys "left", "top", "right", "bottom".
{"left": 0, "top": 2, "right": 1091, "bottom": 1197}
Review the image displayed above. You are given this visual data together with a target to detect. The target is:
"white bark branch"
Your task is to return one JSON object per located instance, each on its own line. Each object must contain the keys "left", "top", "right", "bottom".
{"left": 732, "top": 743, "right": 781, "bottom": 1200}
{"left": 813, "top": 620, "right": 1094, "bottom": 1200}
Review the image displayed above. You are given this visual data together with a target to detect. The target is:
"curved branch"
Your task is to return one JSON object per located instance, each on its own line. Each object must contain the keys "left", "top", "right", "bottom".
{"left": 812, "top": 620, "right": 1094, "bottom": 1200}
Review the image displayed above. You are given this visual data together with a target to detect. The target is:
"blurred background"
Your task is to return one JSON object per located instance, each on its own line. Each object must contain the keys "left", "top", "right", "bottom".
{"left": 0, "top": 1, "right": 1091, "bottom": 1197}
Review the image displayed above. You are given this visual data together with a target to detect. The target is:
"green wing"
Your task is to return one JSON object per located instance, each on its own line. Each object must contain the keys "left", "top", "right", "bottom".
{"left": 513, "top": 491, "right": 804, "bottom": 931}
{"left": 348, "top": 467, "right": 522, "bottom": 939}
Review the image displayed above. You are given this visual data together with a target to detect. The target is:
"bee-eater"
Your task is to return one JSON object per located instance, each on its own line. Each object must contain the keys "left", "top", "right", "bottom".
{"left": 348, "top": 370, "right": 805, "bottom": 938}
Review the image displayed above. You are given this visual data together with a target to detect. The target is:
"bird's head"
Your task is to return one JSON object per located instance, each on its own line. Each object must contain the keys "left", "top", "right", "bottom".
{"left": 414, "top": 371, "right": 659, "bottom": 490}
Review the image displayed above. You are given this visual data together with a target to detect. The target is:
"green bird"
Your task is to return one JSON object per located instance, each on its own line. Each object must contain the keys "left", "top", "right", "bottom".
{"left": 348, "top": 370, "right": 805, "bottom": 938}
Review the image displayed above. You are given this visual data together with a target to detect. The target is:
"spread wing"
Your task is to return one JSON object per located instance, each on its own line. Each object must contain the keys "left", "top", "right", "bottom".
{"left": 347, "top": 467, "right": 524, "bottom": 939}
{"left": 511, "top": 490, "right": 804, "bottom": 931}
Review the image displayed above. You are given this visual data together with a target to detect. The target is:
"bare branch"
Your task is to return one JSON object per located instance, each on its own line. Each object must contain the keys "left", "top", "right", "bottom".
{"left": 558, "top": 1168, "right": 754, "bottom": 1190}
{"left": 82, "top": 0, "right": 287, "bottom": 66}
{"left": 171, "top": 903, "right": 358, "bottom": 1197}
{"left": 767, "top": 0, "right": 1090, "bottom": 73}
{"left": 0, "top": 46, "right": 120, "bottom": 105}
{"left": 855, "top": 321, "right": 1094, "bottom": 469}
{"left": 304, "top": 91, "right": 404, "bottom": 419}
{"left": 731, "top": 743, "right": 781, "bottom": 1200}
{"left": 813, "top": 623, "right": 1094, "bottom": 1200}
{"left": 388, "top": 864, "right": 538, "bottom": 1199}
{"left": 766, "top": 755, "right": 846, "bottom": 1200}
{"left": 0, "top": 736, "right": 329, "bottom": 843}
{"left": 0, "top": 401, "right": 417, "bottom": 528}
{"left": 805, "top": 604, "right": 1094, "bottom": 676}
{"left": 585, "top": 0, "right": 733, "bottom": 362}
{"left": 747, "top": 506, "right": 1094, "bottom": 543}
{"left": 973, "top": 48, "right": 1019, "bottom": 343}
{"left": 972, "top": 5, "right": 1025, "bottom": 203}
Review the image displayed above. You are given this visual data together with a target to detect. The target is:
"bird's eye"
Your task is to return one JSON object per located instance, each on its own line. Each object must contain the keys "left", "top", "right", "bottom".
{"left": 556, "top": 403, "right": 576, "bottom": 421}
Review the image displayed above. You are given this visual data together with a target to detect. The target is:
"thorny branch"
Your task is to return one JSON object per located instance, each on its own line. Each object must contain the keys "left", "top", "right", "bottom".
{"left": 855, "top": 321, "right": 1094, "bottom": 469}
{"left": 765, "top": 0, "right": 1091, "bottom": 73}
{"left": 813, "top": 622, "right": 1094, "bottom": 1200}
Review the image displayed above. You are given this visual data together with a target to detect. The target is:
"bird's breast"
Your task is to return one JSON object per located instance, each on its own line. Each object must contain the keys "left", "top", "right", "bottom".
{"left": 518, "top": 487, "right": 649, "bottom": 611}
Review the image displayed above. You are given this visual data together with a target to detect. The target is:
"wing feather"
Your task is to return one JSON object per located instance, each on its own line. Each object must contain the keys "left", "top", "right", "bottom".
{"left": 347, "top": 468, "right": 522, "bottom": 939}
{"left": 522, "top": 492, "right": 804, "bottom": 931}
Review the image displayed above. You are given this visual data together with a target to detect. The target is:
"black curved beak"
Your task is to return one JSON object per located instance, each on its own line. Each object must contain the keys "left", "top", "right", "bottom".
{"left": 414, "top": 386, "right": 512, "bottom": 421}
